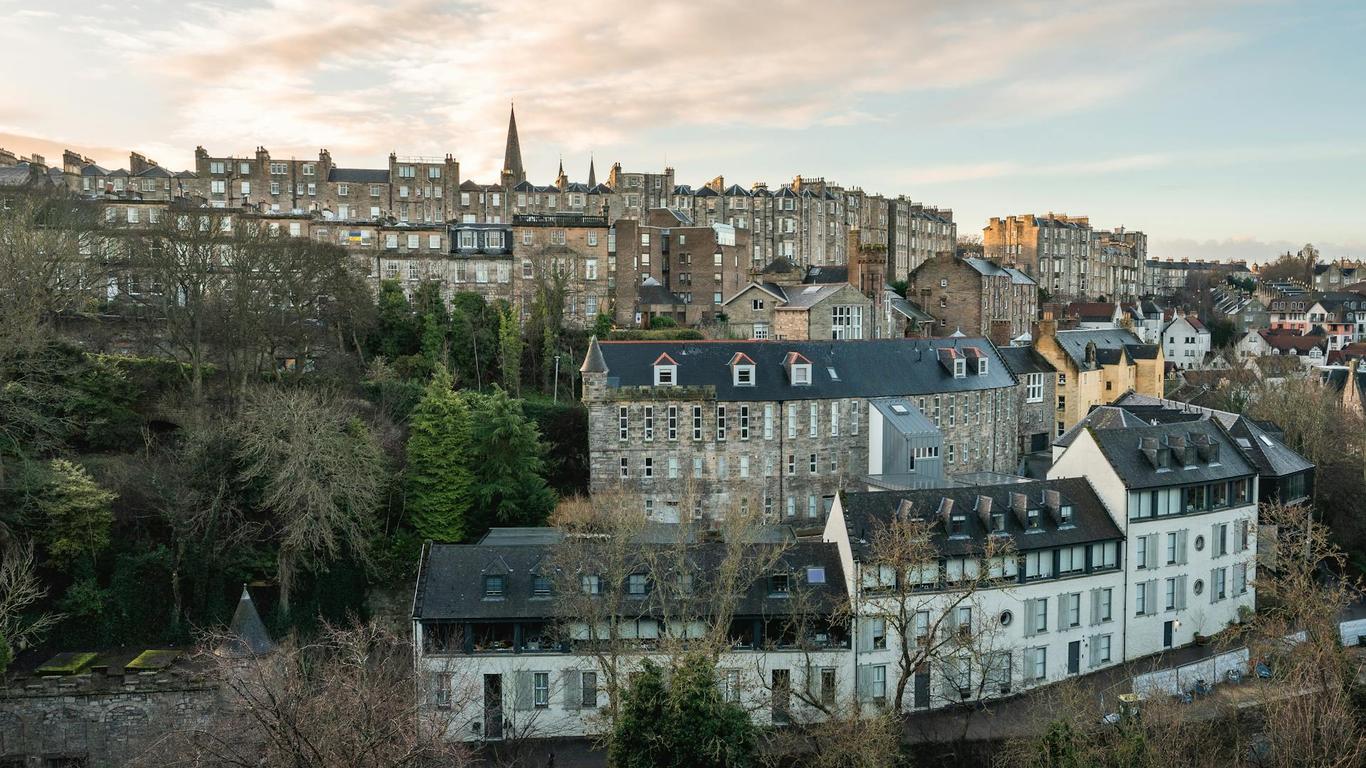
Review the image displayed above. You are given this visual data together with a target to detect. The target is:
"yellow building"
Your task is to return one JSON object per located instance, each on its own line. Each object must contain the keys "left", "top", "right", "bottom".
{"left": 1034, "top": 315, "right": 1164, "bottom": 435}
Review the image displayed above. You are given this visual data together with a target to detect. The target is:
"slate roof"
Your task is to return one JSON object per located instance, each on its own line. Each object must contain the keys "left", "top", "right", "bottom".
{"left": 1088, "top": 420, "right": 1256, "bottom": 490}
{"left": 777, "top": 283, "right": 846, "bottom": 309}
{"left": 1054, "top": 406, "right": 1157, "bottom": 448}
{"left": 963, "top": 258, "right": 1036, "bottom": 285}
{"left": 329, "top": 167, "right": 390, "bottom": 183}
{"left": 758, "top": 257, "right": 801, "bottom": 276}
{"left": 803, "top": 265, "right": 849, "bottom": 285}
{"left": 888, "top": 294, "right": 934, "bottom": 323}
{"left": 588, "top": 337, "right": 1017, "bottom": 401}
{"left": 216, "top": 587, "right": 275, "bottom": 658}
{"left": 637, "top": 276, "right": 686, "bottom": 306}
{"left": 1068, "top": 302, "right": 1120, "bottom": 322}
{"left": 1052, "top": 328, "right": 1148, "bottom": 371}
{"left": 997, "top": 346, "right": 1057, "bottom": 376}
{"left": 838, "top": 477, "right": 1122, "bottom": 559}
{"left": 412, "top": 537, "right": 847, "bottom": 621}
{"left": 1224, "top": 417, "right": 1314, "bottom": 478}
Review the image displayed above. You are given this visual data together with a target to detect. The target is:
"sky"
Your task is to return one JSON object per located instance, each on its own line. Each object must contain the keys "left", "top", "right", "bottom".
{"left": 2, "top": 0, "right": 1363, "bottom": 262}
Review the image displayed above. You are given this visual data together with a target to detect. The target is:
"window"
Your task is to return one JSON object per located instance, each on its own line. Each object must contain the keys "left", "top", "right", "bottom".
{"left": 532, "top": 575, "right": 552, "bottom": 597}
{"left": 870, "top": 618, "right": 887, "bottom": 649}
{"left": 582, "top": 575, "right": 602, "bottom": 595}
{"left": 533, "top": 672, "right": 550, "bottom": 708}
{"left": 692, "top": 406, "right": 703, "bottom": 441}
{"left": 871, "top": 665, "right": 887, "bottom": 700}
{"left": 1033, "top": 598, "right": 1048, "bottom": 633}
{"left": 831, "top": 305, "right": 864, "bottom": 339}
{"left": 739, "top": 406, "right": 750, "bottom": 440}
{"left": 581, "top": 671, "right": 598, "bottom": 708}
{"left": 618, "top": 406, "right": 628, "bottom": 441}
{"left": 734, "top": 364, "right": 755, "bottom": 386}
{"left": 643, "top": 406, "right": 654, "bottom": 441}
{"left": 1213, "top": 567, "right": 1227, "bottom": 601}
{"left": 643, "top": 457, "right": 653, "bottom": 478}
{"left": 1136, "top": 536, "right": 1149, "bottom": 569}
{"left": 1097, "top": 588, "right": 1113, "bottom": 622}
{"left": 627, "top": 574, "right": 648, "bottom": 596}
{"left": 654, "top": 363, "right": 676, "bottom": 386}
{"left": 716, "top": 405, "right": 728, "bottom": 441}
{"left": 1025, "top": 373, "right": 1044, "bottom": 403}
{"left": 1030, "top": 647, "right": 1047, "bottom": 680}
{"left": 483, "top": 574, "right": 505, "bottom": 598}
{"left": 619, "top": 457, "right": 629, "bottom": 478}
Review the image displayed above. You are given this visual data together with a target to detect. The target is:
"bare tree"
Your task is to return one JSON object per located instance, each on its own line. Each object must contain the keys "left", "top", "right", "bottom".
{"left": 232, "top": 387, "right": 386, "bottom": 616}
{"left": 853, "top": 500, "right": 1017, "bottom": 712}
{"left": 0, "top": 537, "right": 59, "bottom": 665}
{"left": 139, "top": 622, "right": 471, "bottom": 768}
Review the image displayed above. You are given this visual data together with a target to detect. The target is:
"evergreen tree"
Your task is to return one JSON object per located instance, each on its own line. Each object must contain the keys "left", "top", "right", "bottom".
{"left": 413, "top": 282, "right": 451, "bottom": 375}
{"left": 609, "top": 655, "right": 756, "bottom": 768}
{"left": 498, "top": 303, "right": 523, "bottom": 396}
{"left": 369, "top": 280, "right": 419, "bottom": 361}
{"left": 466, "top": 388, "right": 555, "bottom": 535}
{"left": 404, "top": 369, "right": 474, "bottom": 542}
{"left": 38, "top": 458, "right": 114, "bottom": 571}
{"left": 593, "top": 312, "right": 614, "bottom": 339}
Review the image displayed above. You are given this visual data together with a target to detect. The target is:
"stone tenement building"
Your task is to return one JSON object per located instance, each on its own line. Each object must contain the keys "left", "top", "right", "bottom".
{"left": 610, "top": 210, "right": 754, "bottom": 326}
{"left": 983, "top": 214, "right": 1148, "bottom": 303}
{"left": 24, "top": 104, "right": 956, "bottom": 296}
{"left": 579, "top": 337, "right": 1023, "bottom": 525}
{"left": 888, "top": 196, "right": 957, "bottom": 279}
{"left": 907, "top": 254, "right": 1037, "bottom": 343}
{"left": 1033, "top": 316, "right": 1164, "bottom": 435}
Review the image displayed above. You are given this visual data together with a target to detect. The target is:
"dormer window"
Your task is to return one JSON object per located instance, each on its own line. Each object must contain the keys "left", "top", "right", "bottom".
{"left": 653, "top": 353, "right": 678, "bottom": 386}
{"left": 730, "top": 352, "right": 755, "bottom": 386}
{"left": 953, "top": 358, "right": 966, "bottom": 378}
{"left": 769, "top": 574, "right": 791, "bottom": 595}
{"left": 1059, "top": 505, "right": 1074, "bottom": 526}
{"left": 532, "top": 575, "right": 552, "bottom": 597}
{"left": 949, "top": 513, "right": 968, "bottom": 537}
{"left": 483, "top": 575, "right": 505, "bottom": 599}
{"left": 785, "top": 352, "right": 813, "bottom": 386}
{"left": 1026, "top": 508, "right": 1040, "bottom": 530}
{"left": 978, "top": 358, "right": 989, "bottom": 376}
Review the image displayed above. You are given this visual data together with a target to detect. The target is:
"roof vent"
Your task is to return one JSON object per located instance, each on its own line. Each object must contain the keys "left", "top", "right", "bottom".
{"left": 936, "top": 498, "right": 954, "bottom": 525}
{"left": 974, "top": 495, "right": 993, "bottom": 528}
{"left": 1010, "top": 493, "right": 1029, "bottom": 526}
{"left": 1043, "top": 489, "right": 1064, "bottom": 524}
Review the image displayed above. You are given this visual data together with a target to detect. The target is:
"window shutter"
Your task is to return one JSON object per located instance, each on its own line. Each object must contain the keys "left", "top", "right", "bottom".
{"left": 1089, "top": 589, "right": 1101, "bottom": 625}
{"left": 859, "top": 619, "right": 874, "bottom": 651}
{"left": 562, "top": 670, "right": 582, "bottom": 710}
{"left": 856, "top": 665, "right": 872, "bottom": 701}
{"left": 805, "top": 664, "right": 818, "bottom": 700}
{"left": 1177, "top": 529, "right": 1188, "bottom": 565}
{"left": 1211, "top": 569, "right": 1219, "bottom": 604}
{"left": 1176, "top": 575, "right": 1187, "bottom": 610}
{"left": 944, "top": 609, "right": 959, "bottom": 639}
{"left": 1022, "top": 599, "right": 1036, "bottom": 637}
{"left": 1212, "top": 524, "right": 1220, "bottom": 558}
{"left": 1145, "top": 535, "right": 1159, "bottom": 570}
{"left": 514, "top": 670, "right": 532, "bottom": 711}
{"left": 1056, "top": 594, "right": 1068, "bottom": 630}
{"left": 1089, "top": 636, "right": 1100, "bottom": 667}
{"left": 1143, "top": 581, "right": 1154, "bottom": 616}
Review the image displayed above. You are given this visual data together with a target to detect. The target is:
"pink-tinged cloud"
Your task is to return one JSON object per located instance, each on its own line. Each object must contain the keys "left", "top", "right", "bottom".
{"left": 0, "top": 0, "right": 1237, "bottom": 178}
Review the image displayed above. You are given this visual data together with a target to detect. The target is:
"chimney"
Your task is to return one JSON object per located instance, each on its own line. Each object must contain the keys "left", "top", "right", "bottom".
{"left": 989, "top": 319, "right": 1013, "bottom": 347}
{"left": 1037, "top": 310, "right": 1058, "bottom": 341}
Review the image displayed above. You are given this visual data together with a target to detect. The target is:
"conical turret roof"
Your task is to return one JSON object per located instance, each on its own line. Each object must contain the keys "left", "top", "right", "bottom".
{"left": 215, "top": 585, "right": 276, "bottom": 658}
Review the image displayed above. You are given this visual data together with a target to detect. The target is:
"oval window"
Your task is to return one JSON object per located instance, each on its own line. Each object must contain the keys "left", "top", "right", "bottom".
{"left": 1195, "top": 535, "right": 1206, "bottom": 552}
{"left": 999, "top": 610, "right": 1013, "bottom": 627}
{"left": 1194, "top": 579, "right": 1205, "bottom": 596}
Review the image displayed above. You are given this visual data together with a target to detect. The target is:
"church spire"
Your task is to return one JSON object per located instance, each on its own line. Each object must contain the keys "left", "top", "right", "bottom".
{"left": 588, "top": 155, "right": 597, "bottom": 187}
{"left": 502, "top": 103, "right": 525, "bottom": 185}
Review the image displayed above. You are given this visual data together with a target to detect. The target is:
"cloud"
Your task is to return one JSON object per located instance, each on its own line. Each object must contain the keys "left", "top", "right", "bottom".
{"left": 9, "top": 0, "right": 1233, "bottom": 177}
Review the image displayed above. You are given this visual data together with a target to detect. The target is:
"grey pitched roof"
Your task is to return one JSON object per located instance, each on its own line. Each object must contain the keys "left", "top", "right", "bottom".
{"left": 637, "top": 276, "right": 686, "bottom": 306}
{"left": 1052, "top": 328, "right": 1146, "bottom": 370}
{"left": 839, "top": 477, "right": 1122, "bottom": 559}
{"left": 759, "top": 257, "right": 801, "bottom": 275}
{"left": 1088, "top": 420, "right": 1256, "bottom": 490}
{"left": 888, "top": 294, "right": 933, "bottom": 323}
{"left": 1054, "top": 406, "right": 1155, "bottom": 448}
{"left": 803, "top": 265, "right": 849, "bottom": 285}
{"left": 580, "top": 337, "right": 607, "bottom": 373}
{"left": 724, "top": 184, "right": 751, "bottom": 197}
{"left": 778, "top": 283, "right": 845, "bottom": 309}
{"left": 590, "top": 338, "right": 1018, "bottom": 402}
{"left": 329, "top": 167, "right": 390, "bottom": 183}
{"left": 413, "top": 537, "right": 847, "bottom": 621}
{"left": 1108, "top": 392, "right": 1312, "bottom": 479}
{"left": 997, "top": 346, "right": 1057, "bottom": 376}
{"left": 216, "top": 586, "right": 275, "bottom": 658}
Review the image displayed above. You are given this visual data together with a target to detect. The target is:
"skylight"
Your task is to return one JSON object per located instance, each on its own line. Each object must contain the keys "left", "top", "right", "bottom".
{"left": 1259, "top": 435, "right": 1273, "bottom": 446}
{"left": 890, "top": 404, "right": 909, "bottom": 415}
{"left": 827, "top": 367, "right": 839, "bottom": 380}
{"left": 802, "top": 286, "right": 821, "bottom": 294}
{"left": 1236, "top": 438, "right": 1252, "bottom": 449}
